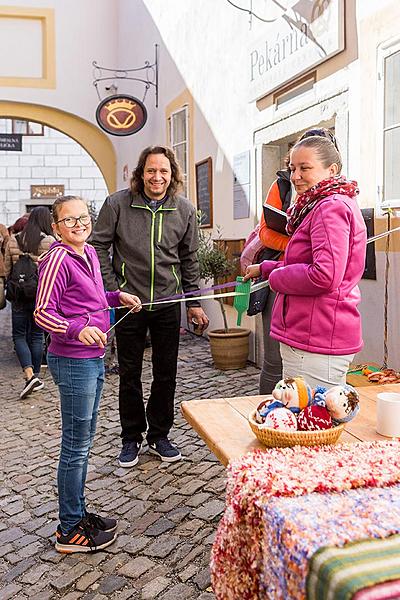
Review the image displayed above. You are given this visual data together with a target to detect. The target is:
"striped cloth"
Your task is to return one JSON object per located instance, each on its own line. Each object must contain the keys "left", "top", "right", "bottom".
{"left": 307, "top": 535, "right": 400, "bottom": 600}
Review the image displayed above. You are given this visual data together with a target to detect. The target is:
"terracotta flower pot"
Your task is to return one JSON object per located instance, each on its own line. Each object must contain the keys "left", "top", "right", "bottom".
{"left": 208, "top": 327, "right": 251, "bottom": 370}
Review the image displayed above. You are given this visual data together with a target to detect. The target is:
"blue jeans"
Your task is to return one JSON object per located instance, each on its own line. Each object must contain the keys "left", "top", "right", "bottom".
{"left": 11, "top": 302, "right": 44, "bottom": 375}
{"left": 48, "top": 353, "right": 104, "bottom": 534}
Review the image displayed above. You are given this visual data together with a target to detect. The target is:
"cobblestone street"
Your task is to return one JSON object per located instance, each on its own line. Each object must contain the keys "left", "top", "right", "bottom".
{"left": 0, "top": 306, "right": 260, "bottom": 600}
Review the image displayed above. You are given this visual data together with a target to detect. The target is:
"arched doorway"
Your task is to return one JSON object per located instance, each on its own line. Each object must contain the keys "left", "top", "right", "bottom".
{"left": 0, "top": 101, "right": 116, "bottom": 226}
{"left": 0, "top": 101, "right": 116, "bottom": 188}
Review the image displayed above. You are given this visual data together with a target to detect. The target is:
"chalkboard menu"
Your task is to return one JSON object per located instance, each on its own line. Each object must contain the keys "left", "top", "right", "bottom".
{"left": 195, "top": 157, "right": 213, "bottom": 228}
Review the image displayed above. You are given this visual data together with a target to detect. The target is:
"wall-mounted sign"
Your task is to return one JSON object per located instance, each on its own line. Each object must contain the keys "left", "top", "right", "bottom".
{"left": 31, "top": 184, "right": 64, "bottom": 199}
{"left": 96, "top": 94, "right": 147, "bottom": 136}
{"left": 195, "top": 157, "right": 213, "bottom": 228}
{"left": 249, "top": 0, "right": 345, "bottom": 101}
{"left": 0, "top": 134, "right": 22, "bottom": 151}
{"left": 233, "top": 152, "right": 250, "bottom": 220}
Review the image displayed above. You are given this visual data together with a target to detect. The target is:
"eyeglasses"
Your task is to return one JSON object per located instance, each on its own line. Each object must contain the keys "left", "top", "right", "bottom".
{"left": 55, "top": 214, "right": 91, "bottom": 228}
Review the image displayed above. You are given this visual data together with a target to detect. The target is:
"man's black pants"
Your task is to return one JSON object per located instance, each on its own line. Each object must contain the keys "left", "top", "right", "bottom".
{"left": 115, "top": 304, "right": 181, "bottom": 444}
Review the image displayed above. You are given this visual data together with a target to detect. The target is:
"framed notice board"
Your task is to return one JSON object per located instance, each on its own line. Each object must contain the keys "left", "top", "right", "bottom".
{"left": 195, "top": 157, "right": 213, "bottom": 228}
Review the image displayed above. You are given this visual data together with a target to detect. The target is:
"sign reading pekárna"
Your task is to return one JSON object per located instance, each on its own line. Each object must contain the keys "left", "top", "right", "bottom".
{"left": 249, "top": 0, "right": 344, "bottom": 101}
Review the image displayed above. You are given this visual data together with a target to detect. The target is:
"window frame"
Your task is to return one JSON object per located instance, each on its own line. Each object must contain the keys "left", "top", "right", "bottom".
{"left": 377, "top": 38, "right": 400, "bottom": 210}
{"left": 11, "top": 119, "right": 44, "bottom": 136}
{"left": 168, "top": 105, "right": 189, "bottom": 196}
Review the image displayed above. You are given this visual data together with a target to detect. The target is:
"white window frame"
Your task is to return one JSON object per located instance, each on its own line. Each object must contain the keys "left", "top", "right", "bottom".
{"left": 377, "top": 37, "right": 400, "bottom": 210}
{"left": 168, "top": 105, "right": 189, "bottom": 196}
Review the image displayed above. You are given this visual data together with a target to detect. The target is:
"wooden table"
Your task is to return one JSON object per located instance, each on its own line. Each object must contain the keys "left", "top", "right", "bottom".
{"left": 181, "top": 383, "right": 400, "bottom": 466}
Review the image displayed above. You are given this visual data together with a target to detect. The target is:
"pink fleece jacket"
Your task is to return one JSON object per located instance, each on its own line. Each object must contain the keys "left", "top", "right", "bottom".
{"left": 260, "top": 194, "right": 367, "bottom": 355}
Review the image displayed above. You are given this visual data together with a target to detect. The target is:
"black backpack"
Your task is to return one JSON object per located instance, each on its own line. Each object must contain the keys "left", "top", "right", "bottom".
{"left": 6, "top": 235, "right": 39, "bottom": 303}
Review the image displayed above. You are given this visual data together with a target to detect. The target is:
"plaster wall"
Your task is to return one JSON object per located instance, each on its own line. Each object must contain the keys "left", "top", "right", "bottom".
{"left": 0, "top": 0, "right": 118, "bottom": 124}
{"left": 0, "top": 123, "right": 107, "bottom": 225}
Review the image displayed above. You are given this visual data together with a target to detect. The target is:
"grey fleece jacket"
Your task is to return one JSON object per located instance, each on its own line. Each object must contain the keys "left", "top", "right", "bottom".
{"left": 91, "top": 189, "right": 201, "bottom": 310}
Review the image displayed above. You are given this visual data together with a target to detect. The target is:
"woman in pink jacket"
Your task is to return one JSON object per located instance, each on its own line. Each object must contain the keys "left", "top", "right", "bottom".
{"left": 245, "top": 136, "right": 367, "bottom": 389}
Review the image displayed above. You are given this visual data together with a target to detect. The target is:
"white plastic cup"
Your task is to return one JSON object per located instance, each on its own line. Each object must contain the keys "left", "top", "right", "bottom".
{"left": 376, "top": 392, "right": 400, "bottom": 437}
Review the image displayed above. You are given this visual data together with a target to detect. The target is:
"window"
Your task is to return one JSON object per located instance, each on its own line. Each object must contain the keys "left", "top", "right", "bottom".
{"left": 12, "top": 119, "right": 44, "bottom": 135}
{"left": 379, "top": 42, "right": 400, "bottom": 208}
{"left": 168, "top": 106, "right": 189, "bottom": 195}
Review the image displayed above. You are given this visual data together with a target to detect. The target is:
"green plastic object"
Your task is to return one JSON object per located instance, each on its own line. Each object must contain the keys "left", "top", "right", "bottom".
{"left": 233, "top": 276, "right": 251, "bottom": 326}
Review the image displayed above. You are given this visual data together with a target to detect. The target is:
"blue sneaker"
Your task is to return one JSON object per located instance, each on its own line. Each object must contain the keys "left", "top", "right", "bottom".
{"left": 118, "top": 441, "right": 141, "bottom": 467}
{"left": 148, "top": 438, "right": 182, "bottom": 463}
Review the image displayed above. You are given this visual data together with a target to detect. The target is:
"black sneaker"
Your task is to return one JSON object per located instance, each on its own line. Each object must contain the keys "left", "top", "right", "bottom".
{"left": 148, "top": 438, "right": 182, "bottom": 463}
{"left": 20, "top": 376, "right": 44, "bottom": 400}
{"left": 55, "top": 518, "right": 116, "bottom": 553}
{"left": 85, "top": 511, "right": 117, "bottom": 533}
{"left": 118, "top": 441, "right": 142, "bottom": 467}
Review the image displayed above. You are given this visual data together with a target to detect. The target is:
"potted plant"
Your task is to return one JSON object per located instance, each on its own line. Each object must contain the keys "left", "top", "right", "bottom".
{"left": 197, "top": 220, "right": 251, "bottom": 370}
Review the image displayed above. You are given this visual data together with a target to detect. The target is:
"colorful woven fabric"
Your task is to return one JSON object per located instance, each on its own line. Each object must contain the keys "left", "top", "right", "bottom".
{"left": 262, "top": 487, "right": 400, "bottom": 599}
{"left": 210, "top": 441, "right": 400, "bottom": 600}
{"left": 352, "top": 579, "right": 400, "bottom": 599}
{"left": 307, "top": 534, "right": 400, "bottom": 600}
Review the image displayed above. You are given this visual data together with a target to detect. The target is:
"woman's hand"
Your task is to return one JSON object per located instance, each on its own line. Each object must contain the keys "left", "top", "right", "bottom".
{"left": 78, "top": 326, "right": 107, "bottom": 348}
{"left": 243, "top": 263, "right": 261, "bottom": 282}
{"left": 119, "top": 292, "right": 142, "bottom": 312}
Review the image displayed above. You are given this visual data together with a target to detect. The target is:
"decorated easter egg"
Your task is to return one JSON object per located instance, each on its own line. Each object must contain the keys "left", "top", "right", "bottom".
{"left": 255, "top": 399, "right": 275, "bottom": 424}
{"left": 263, "top": 407, "right": 298, "bottom": 431}
{"left": 297, "top": 405, "right": 332, "bottom": 431}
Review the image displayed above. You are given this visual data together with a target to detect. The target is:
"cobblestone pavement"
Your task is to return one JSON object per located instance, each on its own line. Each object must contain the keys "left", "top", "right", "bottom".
{"left": 0, "top": 306, "right": 260, "bottom": 600}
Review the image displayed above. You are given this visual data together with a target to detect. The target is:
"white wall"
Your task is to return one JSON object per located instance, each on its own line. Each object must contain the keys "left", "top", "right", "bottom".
{"left": 0, "top": 122, "right": 107, "bottom": 225}
{"left": 0, "top": 0, "right": 118, "bottom": 126}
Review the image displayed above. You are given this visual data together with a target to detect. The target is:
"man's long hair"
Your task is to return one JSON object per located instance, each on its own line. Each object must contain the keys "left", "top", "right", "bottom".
{"left": 130, "top": 145, "right": 184, "bottom": 197}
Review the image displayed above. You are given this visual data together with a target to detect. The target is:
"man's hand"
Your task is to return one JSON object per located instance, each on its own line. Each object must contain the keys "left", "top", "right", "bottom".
{"left": 187, "top": 307, "right": 209, "bottom": 335}
{"left": 119, "top": 292, "right": 142, "bottom": 312}
{"left": 78, "top": 326, "right": 107, "bottom": 348}
{"left": 243, "top": 263, "right": 261, "bottom": 282}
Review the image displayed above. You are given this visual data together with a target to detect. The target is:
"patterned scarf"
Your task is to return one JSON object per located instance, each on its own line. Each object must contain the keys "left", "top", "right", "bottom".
{"left": 286, "top": 176, "right": 359, "bottom": 235}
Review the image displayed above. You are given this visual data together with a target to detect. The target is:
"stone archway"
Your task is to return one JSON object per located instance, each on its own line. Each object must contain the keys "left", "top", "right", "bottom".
{"left": 0, "top": 100, "right": 116, "bottom": 193}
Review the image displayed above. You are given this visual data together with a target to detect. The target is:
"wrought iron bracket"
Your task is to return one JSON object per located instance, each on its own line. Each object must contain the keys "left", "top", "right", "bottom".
{"left": 92, "top": 44, "right": 159, "bottom": 108}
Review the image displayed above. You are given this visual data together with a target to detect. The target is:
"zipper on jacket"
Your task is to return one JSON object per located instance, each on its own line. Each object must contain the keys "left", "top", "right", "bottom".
{"left": 120, "top": 262, "right": 127, "bottom": 288}
{"left": 130, "top": 203, "right": 178, "bottom": 310}
{"left": 158, "top": 212, "right": 163, "bottom": 243}
{"left": 171, "top": 265, "right": 180, "bottom": 294}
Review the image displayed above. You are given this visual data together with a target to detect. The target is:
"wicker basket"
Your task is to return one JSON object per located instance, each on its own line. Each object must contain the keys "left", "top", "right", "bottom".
{"left": 248, "top": 409, "right": 345, "bottom": 448}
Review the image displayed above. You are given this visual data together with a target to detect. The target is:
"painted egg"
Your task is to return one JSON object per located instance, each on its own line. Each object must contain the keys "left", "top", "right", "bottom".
{"left": 263, "top": 407, "right": 298, "bottom": 431}
{"left": 297, "top": 405, "right": 332, "bottom": 431}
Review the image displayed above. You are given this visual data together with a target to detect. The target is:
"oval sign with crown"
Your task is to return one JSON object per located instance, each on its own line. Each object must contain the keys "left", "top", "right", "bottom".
{"left": 95, "top": 94, "right": 147, "bottom": 136}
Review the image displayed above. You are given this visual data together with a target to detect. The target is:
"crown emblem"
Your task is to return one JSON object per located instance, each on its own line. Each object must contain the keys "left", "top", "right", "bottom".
{"left": 104, "top": 98, "right": 137, "bottom": 129}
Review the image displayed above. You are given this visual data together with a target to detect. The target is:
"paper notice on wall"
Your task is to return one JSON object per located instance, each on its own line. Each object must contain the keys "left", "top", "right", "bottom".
{"left": 234, "top": 183, "right": 250, "bottom": 220}
{"left": 233, "top": 151, "right": 250, "bottom": 186}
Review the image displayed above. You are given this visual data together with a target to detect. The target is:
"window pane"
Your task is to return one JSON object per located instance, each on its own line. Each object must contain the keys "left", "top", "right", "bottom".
{"left": 28, "top": 121, "right": 43, "bottom": 135}
{"left": 172, "top": 109, "right": 186, "bottom": 144}
{"left": 13, "top": 119, "right": 28, "bottom": 134}
{"left": 384, "top": 127, "right": 400, "bottom": 203}
{"left": 174, "top": 142, "right": 187, "bottom": 175}
{"left": 384, "top": 51, "right": 400, "bottom": 128}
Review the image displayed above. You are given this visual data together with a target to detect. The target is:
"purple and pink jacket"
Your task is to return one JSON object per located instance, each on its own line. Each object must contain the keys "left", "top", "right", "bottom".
{"left": 260, "top": 194, "right": 367, "bottom": 355}
{"left": 34, "top": 242, "right": 121, "bottom": 358}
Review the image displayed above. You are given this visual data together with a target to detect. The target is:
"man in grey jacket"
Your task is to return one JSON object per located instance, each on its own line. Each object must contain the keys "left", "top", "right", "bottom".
{"left": 92, "top": 145, "right": 209, "bottom": 466}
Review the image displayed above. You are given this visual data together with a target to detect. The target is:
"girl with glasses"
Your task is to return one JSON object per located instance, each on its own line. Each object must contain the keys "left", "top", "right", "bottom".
{"left": 34, "top": 195, "right": 141, "bottom": 553}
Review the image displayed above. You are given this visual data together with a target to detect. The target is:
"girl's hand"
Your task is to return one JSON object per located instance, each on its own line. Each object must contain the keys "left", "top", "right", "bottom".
{"left": 243, "top": 264, "right": 261, "bottom": 282}
{"left": 78, "top": 326, "right": 107, "bottom": 348}
{"left": 119, "top": 292, "right": 142, "bottom": 312}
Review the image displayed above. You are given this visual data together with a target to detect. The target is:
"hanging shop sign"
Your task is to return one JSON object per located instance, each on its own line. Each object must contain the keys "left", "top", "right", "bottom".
{"left": 249, "top": 0, "right": 345, "bottom": 101}
{"left": 31, "top": 184, "right": 65, "bottom": 199}
{"left": 96, "top": 94, "right": 147, "bottom": 136}
{"left": 0, "top": 133, "right": 22, "bottom": 151}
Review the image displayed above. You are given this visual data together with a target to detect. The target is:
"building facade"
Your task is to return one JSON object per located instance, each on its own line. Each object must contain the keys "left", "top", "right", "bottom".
{"left": 0, "top": 0, "right": 399, "bottom": 366}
